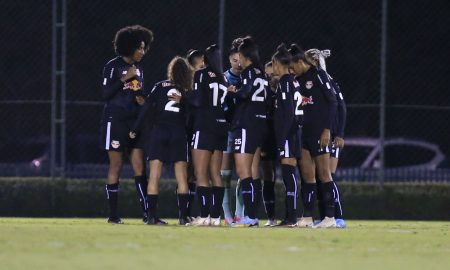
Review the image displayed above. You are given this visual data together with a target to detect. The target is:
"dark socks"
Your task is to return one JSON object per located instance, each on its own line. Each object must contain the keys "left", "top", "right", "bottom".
{"left": 301, "top": 182, "right": 317, "bottom": 217}
{"left": 106, "top": 183, "right": 119, "bottom": 218}
{"left": 146, "top": 194, "right": 158, "bottom": 219}
{"left": 281, "top": 164, "right": 298, "bottom": 223}
{"left": 322, "top": 181, "right": 336, "bottom": 218}
{"left": 196, "top": 186, "right": 211, "bottom": 218}
{"left": 210, "top": 186, "right": 225, "bottom": 218}
{"left": 241, "top": 177, "right": 256, "bottom": 219}
{"left": 263, "top": 180, "right": 275, "bottom": 220}
{"left": 134, "top": 175, "right": 148, "bottom": 213}
{"left": 177, "top": 193, "right": 189, "bottom": 219}
{"left": 253, "top": 178, "right": 262, "bottom": 218}
{"left": 316, "top": 179, "right": 325, "bottom": 220}
{"left": 187, "top": 182, "right": 196, "bottom": 216}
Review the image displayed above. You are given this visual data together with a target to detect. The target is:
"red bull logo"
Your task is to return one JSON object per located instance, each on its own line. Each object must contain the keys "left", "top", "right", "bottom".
{"left": 301, "top": 95, "right": 314, "bottom": 106}
{"left": 123, "top": 79, "right": 142, "bottom": 91}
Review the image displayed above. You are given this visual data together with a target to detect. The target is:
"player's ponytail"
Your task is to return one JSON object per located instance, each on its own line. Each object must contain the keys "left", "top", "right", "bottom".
{"left": 204, "top": 44, "right": 225, "bottom": 84}
{"left": 167, "top": 56, "right": 193, "bottom": 91}
{"left": 272, "top": 43, "right": 292, "bottom": 66}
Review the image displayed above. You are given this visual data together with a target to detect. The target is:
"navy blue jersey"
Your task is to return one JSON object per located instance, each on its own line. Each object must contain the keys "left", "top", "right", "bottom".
{"left": 183, "top": 66, "right": 229, "bottom": 133}
{"left": 327, "top": 74, "right": 347, "bottom": 138}
{"left": 273, "top": 74, "right": 297, "bottom": 147}
{"left": 296, "top": 66, "right": 337, "bottom": 137}
{"left": 133, "top": 80, "right": 186, "bottom": 132}
{"left": 101, "top": 57, "right": 145, "bottom": 118}
{"left": 229, "top": 64, "right": 268, "bottom": 129}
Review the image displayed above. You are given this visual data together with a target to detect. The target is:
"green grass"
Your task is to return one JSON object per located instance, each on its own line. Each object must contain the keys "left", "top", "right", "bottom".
{"left": 0, "top": 218, "right": 449, "bottom": 270}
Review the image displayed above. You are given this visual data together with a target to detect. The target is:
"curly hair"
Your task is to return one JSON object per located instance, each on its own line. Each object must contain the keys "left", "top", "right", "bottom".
{"left": 167, "top": 56, "right": 193, "bottom": 91}
{"left": 113, "top": 25, "right": 154, "bottom": 57}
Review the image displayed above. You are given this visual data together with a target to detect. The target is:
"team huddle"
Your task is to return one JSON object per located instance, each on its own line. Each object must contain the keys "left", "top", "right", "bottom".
{"left": 101, "top": 25, "right": 347, "bottom": 228}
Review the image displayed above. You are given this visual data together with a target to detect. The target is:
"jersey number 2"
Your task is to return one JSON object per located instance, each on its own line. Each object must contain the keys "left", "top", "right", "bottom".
{"left": 165, "top": 89, "right": 181, "bottom": 112}
{"left": 251, "top": 78, "right": 267, "bottom": 102}
{"left": 294, "top": 92, "right": 304, "bottom": 115}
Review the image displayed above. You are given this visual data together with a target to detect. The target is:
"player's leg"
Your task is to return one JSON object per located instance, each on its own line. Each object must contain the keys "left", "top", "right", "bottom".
{"left": 251, "top": 147, "right": 263, "bottom": 219}
{"left": 221, "top": 132, "right": 234, "bottom": 224}
{"left": 175, "top": 161, "right": 190, "bottom": 225}
{"left": 297, "top": 148, "right": 316, "bottom": 227}
{"left": 313, "top": 152, "right": 337, "bottom": 228}
{"left": 262, "top": 159, "right": 276, "bottom": 226}
{"left": 145, "top": 159, "right": 167, "bottom": 225}
{"left": 210, "top": 150, "right": 224, "bottom": 226}
{"left": 129, "top": 148, "right": 148, "bottom": 222}
{"left": 330, "top": 147, "right": 345, "bottom": 228}
{"left": 190, "top": 148, "right": 212, "bottom": 225}
{"left": 106, "top": 150, "right": 123, "bottom": 224}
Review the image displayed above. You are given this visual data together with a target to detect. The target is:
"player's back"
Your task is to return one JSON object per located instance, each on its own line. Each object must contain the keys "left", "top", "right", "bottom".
{"left": 149, "top": 80, "right": 185, "bottom": 127}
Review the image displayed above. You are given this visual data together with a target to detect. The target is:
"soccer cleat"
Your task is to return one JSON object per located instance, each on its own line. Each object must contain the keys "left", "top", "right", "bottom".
{"left": 312, "top": 217, "right": 337, "bottom": 228}
{"left": 233, "top": 216, "right": 243, "bottom": 223}
{"left": 210, "top": 217, "right": 221, "bottom": 226}
{"left": 178, "top": 217, "right": 191, "bottom": 226}
{"left": 186, "top": 216, "right": 211, "bottom": 226}
{"left": 231, "top": 216, "right": 259, "bottom": 228}
{"left": 224, "top": 217, "right": 234, "bottom": 226}
{"left": 274, "top": 220, "right": 297, "bottom": 227}
{"left": 145, "top": 217, "right": 168, "bottom": 225}
{"left": 296, "top": 217, "right": 314, "bottom": 228}
{"left": 336, "top": 218, "right": 347, "bottom": 228}
{"left": 264, "top": 219, "right": 277, "bottom": 227}
{"left": 107, "top": 217, "right": 123, "bottom": 224}
{"left": 142, "top": 212, "right": 149, "bottom": 223}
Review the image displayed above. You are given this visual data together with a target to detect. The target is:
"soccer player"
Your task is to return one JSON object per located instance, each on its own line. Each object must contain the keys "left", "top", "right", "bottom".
{"left": 261, "top": 61, "right": 279, "bottom": 226}
{"left": 130, "top": 56, "right": 193, "bottom": 225}
{"left": 271, "top": 44, "right": 302, "bottom": 227}
{"left": 185, "top": 49, "right": 205, "bottom": 220}
{"left": 227, "top": 36, "right": 268, "bottom": 227}
{"left": 222, "top": 37, "right": 243, "bottom": 225}
{"left": 180, "top": 45, "right": 229, "bottom": 226}
{"left": 289, "top": 44, "right": 338, "bottom": 228}
{"left": 100, "top": 25, "right": 153, "bottom": 224}
{"left": 307, "top": 49, "right": 347, "bottom": 228}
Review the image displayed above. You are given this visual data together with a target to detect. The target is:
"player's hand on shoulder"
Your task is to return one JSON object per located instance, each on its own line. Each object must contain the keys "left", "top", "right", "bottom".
{"left": 168, "top": 92, "right": 182, "bottom": 103}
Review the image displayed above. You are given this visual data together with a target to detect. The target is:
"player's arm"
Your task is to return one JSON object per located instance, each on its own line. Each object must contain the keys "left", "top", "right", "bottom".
{"left": 102, "top": 64, "right": 137, "bottom": 101}
{"left": 333, "top": 80, "right": 347, "bottom": 138}
{"left": 317, "top": 69, "right": 337, "bottom": 130}
{"left": 227, "top": 70, "right": 253, "bottom": 100}
{"left": 179, "top": 70, "right": 203, "bottom": 107}
{"left": 130, "top": 84, "right": 157, "bottom": 137}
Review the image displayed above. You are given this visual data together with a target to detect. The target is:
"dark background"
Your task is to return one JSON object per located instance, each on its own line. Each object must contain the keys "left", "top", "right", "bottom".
{"left": 1, "top": 0, "right": 449, "bottom": 179}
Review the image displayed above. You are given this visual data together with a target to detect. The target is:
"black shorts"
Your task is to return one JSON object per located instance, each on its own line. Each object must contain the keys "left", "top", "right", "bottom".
{"left": 191, "top": 129, "right": 227, "bottom": 152}
{"left": 261, "top": 126, "right": 277, "bottom": 161}
{"left": 277, "top": 129, "right": 301, "bottom": 160}
{"left": 147, "top": 124, "right": 189, "bottom": 163}
{"left": 330, "top": 141, "right": 341, "bottom": 159}
{"left": 100, "top": 115, "right": 145, "bottom": 152}
{"left": 232, "top": 127, "right": 265, "bottom": 154}
{"left": 302, "top": 136, "right": 330, "bottom": 157}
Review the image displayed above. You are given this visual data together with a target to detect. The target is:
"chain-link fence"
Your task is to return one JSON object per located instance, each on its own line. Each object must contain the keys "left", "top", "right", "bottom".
{"left": 1, "top": 0, "right": 449, "bottom": 181}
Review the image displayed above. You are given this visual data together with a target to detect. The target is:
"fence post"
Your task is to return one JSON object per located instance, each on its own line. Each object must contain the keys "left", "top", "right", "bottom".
{"left": 379, "top": 0, "right": 388, "bottom": 185}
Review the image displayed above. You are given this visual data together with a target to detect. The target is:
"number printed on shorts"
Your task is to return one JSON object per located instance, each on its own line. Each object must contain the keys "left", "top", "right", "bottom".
{"left": 251, "top": 78, "right": 268, "bottom": 102}
{"left": 165, "top": 88, "right": 181, "bottom": 112}
{"left": 234, "top": 138, "right": 242, "bottom": 145}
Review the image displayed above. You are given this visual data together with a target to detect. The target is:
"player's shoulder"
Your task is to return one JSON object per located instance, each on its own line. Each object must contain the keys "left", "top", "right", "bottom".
{"left": 151, "top": 80, "right": 173, "bottom": 93}
{"left": 104, "top": 56, "right": 123, "bottom": 68}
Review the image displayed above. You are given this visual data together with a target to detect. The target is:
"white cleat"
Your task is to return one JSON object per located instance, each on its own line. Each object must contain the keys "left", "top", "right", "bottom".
{"left": 265, "top": 219, "right": 277, "bottom": 227}
{"left": 312, "top": 217, "right": 337, "bottom": 229}
{"left": 210, "top": 217, "right": 221, "bottom": 226}
{"left": 186, "top": 216, "right": 211, "bottom": 226}
{"left": 296, "top": 217, "right": 314, "bottom": 228}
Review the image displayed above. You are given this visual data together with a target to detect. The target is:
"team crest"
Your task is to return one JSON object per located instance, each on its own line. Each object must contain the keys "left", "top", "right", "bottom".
{"left": 111, "top": 140, "right": 120, "bottom": 149}
{"left": 305, "top": 81, "right": 313, "bottom": 89}
{"left": 301, "top": 96, "right": 314, "bottom": 106}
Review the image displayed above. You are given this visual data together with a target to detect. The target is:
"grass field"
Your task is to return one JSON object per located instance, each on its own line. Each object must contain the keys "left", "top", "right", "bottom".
{"left": 0, "top": 218, "right": 449, "bottom": 270}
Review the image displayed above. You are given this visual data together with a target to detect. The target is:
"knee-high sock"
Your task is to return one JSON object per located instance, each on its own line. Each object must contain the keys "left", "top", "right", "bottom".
{"left": 146, "top": 194, "right": 158, "bottom": 219}
{"left": 321, "top": 181, "right": 336, "bottom": 218}
{"left": 253, "top": 178, "right": 262, "bottom": 218}
{"left": 331, "top": 173, "right": 343, "bottom": 218}
{"left": 220, "top": 170, "right": 233, "bottom": 220}
{"left": 134, "top": 175, "right": 148, "bottom": 213}
{"left": 106, "top": 183, "right": 119, "bottom": 218}
{"left": 177, "top": 193, "right": 189, "bottom": 219}
{"left": 281, "top": 165, "right": 298, "bottom": 223}
{"left": 211, "top": 186, "right": 225, "bottom": 219}
{"left": 263, "top": 180, "right": 275, "bottom": 220}
{"left": 187, "top": 182, "right": 196, "bottom": 217}
{"left": 235, "top": 179, "right": 245, "bottom": 218}
{"left": 301, "top": 182, "right": 317, "bottom": 218}
{"left": 196, "top": 186, "right": 211, "bottom": 218}
{"left": 240, "top": 177, "right": 256, "bottom": 219}
{"left": 316, "top": 179, "right": 325, "bottom": 220}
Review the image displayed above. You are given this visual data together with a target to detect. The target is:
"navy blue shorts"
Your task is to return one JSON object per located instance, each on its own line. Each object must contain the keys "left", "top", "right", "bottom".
{"left": 302, "top": 136, "right": 330, "bottom": 157}
{"left": 147, "top": 124, "right": 189, "bottom": 162}
{"left": 100, "top": 115, "right": 145, "bottom": 152}
{"left": 191, "top": 129, "right": 228, "bottom": 152}
{"left": 277, "top": 128, "right": 301, "bottom": 160}
{"left": 232, "top": 127, "right": 266, "bottom": 154}
{"left": 330, "top": 141, "right": 341, "bottom": 159}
